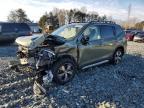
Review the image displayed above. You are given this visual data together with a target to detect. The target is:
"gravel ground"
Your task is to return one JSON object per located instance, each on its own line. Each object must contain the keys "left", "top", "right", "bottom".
{"left": 0, "top": 41, "right": 144, "bottom": 108}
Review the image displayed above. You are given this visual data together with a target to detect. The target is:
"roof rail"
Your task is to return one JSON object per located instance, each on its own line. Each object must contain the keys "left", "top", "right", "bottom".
{"left": 89, "top": 20, "right": 115, "bottom": 24}
{"left": 69, "top": 21, "right": 87, "bottom": 24}
{"left": 69, "top": 20, "right": 116, "bottom": 24}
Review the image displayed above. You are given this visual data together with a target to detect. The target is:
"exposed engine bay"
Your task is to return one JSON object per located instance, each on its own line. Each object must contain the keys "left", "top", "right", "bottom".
{"left": 16, "top": 34, "right": 65, "bottom": 65}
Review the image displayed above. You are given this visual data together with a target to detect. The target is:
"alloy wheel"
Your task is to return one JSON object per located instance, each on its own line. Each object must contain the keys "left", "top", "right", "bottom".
{"left": 114, "top": 50, "right": 122, "bottom": 64}
{"left": 57, "top": 63, "right": 74, "bottom": 82}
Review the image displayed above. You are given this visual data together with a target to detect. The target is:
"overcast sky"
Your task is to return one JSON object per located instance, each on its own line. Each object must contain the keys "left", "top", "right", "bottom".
{"left": 0, "top": 0, "right": 144, "bottom": 22}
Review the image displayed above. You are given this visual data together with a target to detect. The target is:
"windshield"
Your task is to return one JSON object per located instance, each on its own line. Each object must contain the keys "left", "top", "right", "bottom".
{"left": 51, "top": 24, "right": 85, "bottom": 39}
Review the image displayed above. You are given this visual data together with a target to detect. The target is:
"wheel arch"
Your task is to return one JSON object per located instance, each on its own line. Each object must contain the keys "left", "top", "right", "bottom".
{"left": 115, "top": 46, "right": 125, "bottom": 55}
{"left": 55, "top": 54, "right": 78, "bottom": 66}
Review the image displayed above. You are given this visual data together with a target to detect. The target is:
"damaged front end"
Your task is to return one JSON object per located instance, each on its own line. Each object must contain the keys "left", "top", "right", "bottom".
{"left": 16, "top": 46, "right": 56, "bottom": 95}
{"left": 15, "top": 34, "right": 46, "bottom": 65}
{"left": 10, "top": 34, "right": 63, "bottom": 95}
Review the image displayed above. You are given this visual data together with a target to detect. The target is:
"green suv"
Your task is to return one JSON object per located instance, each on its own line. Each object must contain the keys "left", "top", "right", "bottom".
{"left": 16, "top": 21, "right": 127, "bottom": 85}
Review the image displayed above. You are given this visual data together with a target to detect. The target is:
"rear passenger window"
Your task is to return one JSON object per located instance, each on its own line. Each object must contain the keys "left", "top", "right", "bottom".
{"left": 100, "top": 26, "right": 115, "bottom": 38}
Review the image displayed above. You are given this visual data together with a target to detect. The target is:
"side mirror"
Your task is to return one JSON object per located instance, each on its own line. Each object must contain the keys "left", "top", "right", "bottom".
{"left": 81, "top": 35, "right": 89, "bottom": 45}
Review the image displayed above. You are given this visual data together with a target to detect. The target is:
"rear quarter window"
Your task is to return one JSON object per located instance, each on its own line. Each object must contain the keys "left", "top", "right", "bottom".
{"left": 115, "top": 25, "right": 123, "bottom": 36}
{"left": 100, "top": 25, "right": 115, "bottom": 39}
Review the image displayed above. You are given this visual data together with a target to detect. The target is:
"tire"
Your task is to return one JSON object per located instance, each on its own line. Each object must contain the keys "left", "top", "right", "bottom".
{"left": 111, "top": 49, "right": 123, "bottom": 65}
{"left": 52, "top": 58, "right": 77, "bottom": 85}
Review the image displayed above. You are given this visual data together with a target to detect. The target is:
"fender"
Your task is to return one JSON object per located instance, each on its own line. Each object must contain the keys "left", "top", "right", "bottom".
{"left": 55, "top": 54, "right": 78, "bottom": 67}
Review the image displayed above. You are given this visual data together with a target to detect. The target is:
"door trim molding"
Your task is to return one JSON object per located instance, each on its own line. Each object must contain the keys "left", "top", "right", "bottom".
{"left": 82, "top": 60, "right": 109, "bottom": 69}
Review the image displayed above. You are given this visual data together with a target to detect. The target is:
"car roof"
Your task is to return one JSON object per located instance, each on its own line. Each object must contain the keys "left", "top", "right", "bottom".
{"left": 0, "top": 22, "right": 28, "bottom": 25}
{"left": 0, "top": 22, "right": 30, "bottom": 31}
{"left": 27, "top": 23, "right": 39, "bottom": 26}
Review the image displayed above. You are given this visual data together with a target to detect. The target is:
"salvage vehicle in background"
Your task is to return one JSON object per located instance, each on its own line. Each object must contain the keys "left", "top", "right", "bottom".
{"left": 133, "top": 31, "right": 144, "bottom": 42}
{"left": 0, "top": 23, "right": 31, "bottom": 43}
{"left": 13, "top": 21, "right": 127, "bottom": 95}
{"left": 28, "top": 23, "right": 42, "bottom": 34}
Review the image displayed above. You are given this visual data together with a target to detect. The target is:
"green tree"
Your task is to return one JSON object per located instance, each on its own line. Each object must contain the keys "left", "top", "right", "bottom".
{"left": 7, "top": 8, "right": 30, "bottom": 23}
{"left": 39, "top": 14, "right": 48, "bottom": 29}
{"left": 67, "top": 9, "right": 74, "bottom": 23}
{"left": 101, "top": 15, "right": 107, "bottom": 21}
{"left": 48, "top": 12, "right": 59, "bottom": 28}
{"left": 74, "top": 11, "right": 86, "bottom": 22}
{"left": 39, "top": 12, "right": 59, "bottom": 29}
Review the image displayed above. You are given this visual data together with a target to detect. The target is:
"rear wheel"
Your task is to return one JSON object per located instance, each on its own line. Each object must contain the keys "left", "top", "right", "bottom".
{"left": 52, "top": 58, "right": 76, "bottom": 85}
{"left": 111, "top": 49, "right": 123, "bottom": 65}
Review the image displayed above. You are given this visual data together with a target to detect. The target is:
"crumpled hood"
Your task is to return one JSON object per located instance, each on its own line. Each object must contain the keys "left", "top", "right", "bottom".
{"left": 15, "top": 34, "right": 45, "bottom": 49}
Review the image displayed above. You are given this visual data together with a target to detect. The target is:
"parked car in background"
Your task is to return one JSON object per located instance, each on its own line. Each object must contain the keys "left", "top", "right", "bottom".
{"left": 133, "top": 31, "right": 144, "bottom": 42}
{"left": 0, "top": 23, "right": 31, "bottom": 43}
{"left": 125, "top": 30, "right": 132, "bottom": 34}
{"left": 28, "top": 23, "right": 42, "bottom": 34}
{"left": 125, "top": 32, "right": 134, "bottom": 41}
{"left": 125, "top": 30, "right": 141, "bottom": 41}
{"left": 125, "top": 30, "right": 133, "bottom": 41}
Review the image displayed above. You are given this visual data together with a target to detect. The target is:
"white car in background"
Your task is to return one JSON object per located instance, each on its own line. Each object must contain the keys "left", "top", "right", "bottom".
{"left": 133, "top": 32, "right": 144, "bottom": 42}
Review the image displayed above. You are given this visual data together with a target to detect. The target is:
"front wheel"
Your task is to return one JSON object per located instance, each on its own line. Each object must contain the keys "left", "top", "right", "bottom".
{"left": 111, "top": 49, "right": 123, "bottom": 65}
{"left": 52, "top": 58, "right": 77, "bottom": 85}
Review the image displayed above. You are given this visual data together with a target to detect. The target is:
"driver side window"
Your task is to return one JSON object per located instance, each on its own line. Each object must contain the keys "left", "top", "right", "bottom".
{"left": 83, "top": 25, "right": 101, "bottom": 41}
